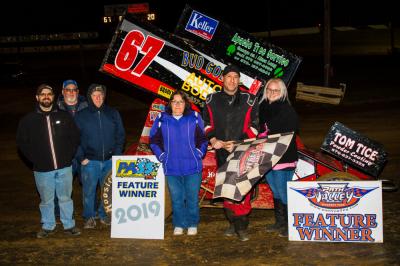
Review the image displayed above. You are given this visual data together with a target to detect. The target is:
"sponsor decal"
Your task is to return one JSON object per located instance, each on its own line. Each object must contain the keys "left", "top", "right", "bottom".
{"left": 158, "top": 85, "right": 174, "bottom": 99}
{"left": 116, "top": 158, "right": 160, "bottom": 179}
{"left": 321, "top": 122, "right": 387, "bottom": 177}
{"left": 185, "top": 10, "right": 219, "bottom": 41}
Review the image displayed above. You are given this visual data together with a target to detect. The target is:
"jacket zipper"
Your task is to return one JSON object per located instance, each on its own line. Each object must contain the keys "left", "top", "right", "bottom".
{"left": 46, "top": 115, "right": 58, "bottom": 169}
{"left": 98, "top": 111, "right": 105, "bottom": 161}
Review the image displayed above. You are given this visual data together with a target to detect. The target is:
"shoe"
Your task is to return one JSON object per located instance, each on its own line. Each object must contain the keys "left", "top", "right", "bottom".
{"left": 237, "top": 230, "right": 250, "bottom": 242}
{"left": 187, "top": 227, "right": 198, "bottom": 236}
{"left": 224, "top": 224, "right": 235, "bottom": 237}
{"left": 278, "top": 227, "right": 288, "bottom": 238}
{"left": 173, "top": 227, "right": 184, "bottom": 236}
{"left": 100, "top": 216, "right": 111, "bottom": 226}
{"left": 36, "top": 229, "right": 55, "bottom": 239}
{"left": 266, "top": 223, "right": 280, "bottom": 233}
{"left": 83, "top": 217, "right": 96, "bottom": 229}
{"left": 64, "top": 227, "right": 81, "bottom": 236}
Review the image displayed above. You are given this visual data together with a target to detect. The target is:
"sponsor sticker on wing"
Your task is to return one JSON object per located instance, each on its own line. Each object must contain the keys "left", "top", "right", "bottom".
{"left": 185, "top": 10, "right": 219, "bottom": 41}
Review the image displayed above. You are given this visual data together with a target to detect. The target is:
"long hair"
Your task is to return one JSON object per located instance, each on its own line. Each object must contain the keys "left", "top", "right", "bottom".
{"left": 259, "top": 78, "right": 290, "bottom": 104}
{"left": 165, "top": 90, "right": 192, "bottom": 115}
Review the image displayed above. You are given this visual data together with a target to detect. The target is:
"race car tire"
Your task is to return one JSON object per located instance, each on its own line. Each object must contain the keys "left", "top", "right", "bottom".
{"left": 318, "top": 171, "right": 361, "bottom": 181}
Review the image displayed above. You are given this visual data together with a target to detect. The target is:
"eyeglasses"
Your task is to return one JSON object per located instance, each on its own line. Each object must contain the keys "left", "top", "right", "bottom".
{"left": 64, "top": 88, "right": 78, "bottom": 93}
{"left": 39, "top": 93, "right": 54, "bottom": 97}
{"left": 171, "top": 100, "right": 185, "bottom": 105}
{"left": 267, "top": 88, "right": 280, "bottom": 94}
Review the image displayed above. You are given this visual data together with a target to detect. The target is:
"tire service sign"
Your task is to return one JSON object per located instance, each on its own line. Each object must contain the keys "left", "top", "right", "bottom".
{"left": 287, "top": 181, "right": 383, "bottom": 243}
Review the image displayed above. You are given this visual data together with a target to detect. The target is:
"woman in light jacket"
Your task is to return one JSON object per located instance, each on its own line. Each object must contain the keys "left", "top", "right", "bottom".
{"left": 150, "top": 91, "right": 208, "bottom": 236}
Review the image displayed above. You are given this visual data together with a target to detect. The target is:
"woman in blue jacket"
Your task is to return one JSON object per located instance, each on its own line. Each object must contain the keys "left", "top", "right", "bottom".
{"left": 150, "top": 91, "right": 208, "bottom": 236}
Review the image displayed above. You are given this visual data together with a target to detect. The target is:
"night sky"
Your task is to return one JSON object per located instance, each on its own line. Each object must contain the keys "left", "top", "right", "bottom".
{"left": 1, "top": 0, "right": 397, "bottom": 36}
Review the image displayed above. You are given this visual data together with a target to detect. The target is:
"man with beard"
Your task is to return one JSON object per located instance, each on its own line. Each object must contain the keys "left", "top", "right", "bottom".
{"left": 54, "top": 79, "right": 88, "bottom": 220}
{"left": 17, "top": 84, "right": 81, "bottom": 238}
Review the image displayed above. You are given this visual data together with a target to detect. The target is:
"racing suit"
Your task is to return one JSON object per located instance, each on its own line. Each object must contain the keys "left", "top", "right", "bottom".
{"left": 203, "top": 89, "right": 259, "bottom": 231}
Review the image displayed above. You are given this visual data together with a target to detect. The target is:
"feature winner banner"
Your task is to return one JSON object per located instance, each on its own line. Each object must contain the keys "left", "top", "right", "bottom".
{"left": 287, "top": 181, "right": 383, "bottom": 243}
{"left": 175, "top": 5, "right": 302, "bottom": 87}
{"left": 111, "top": 155, "right": 165, "bottom": 239}
{"left": 321, "top": 122, "right": 387, "bottom": 177}
{"left": 100, "top": 14, "right": 268, "bottom": 108}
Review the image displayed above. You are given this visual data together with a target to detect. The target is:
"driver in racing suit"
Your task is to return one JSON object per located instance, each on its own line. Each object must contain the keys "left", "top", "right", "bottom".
{"left": 202, "top": 64, "right": 259, "bottom": 241}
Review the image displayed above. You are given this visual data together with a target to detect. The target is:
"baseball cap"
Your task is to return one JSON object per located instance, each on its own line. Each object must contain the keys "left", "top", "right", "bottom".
{"left": 62, "top": 79, "right": 78, "bottom": 89}
{"left": 36, "top": 84, "right": 54, "bottom": 95}
{"left": 222, "top": 64, "right": 241, "bottom": 76}
{"left": 88, "top": 83, "right": 106, "bottom": 95}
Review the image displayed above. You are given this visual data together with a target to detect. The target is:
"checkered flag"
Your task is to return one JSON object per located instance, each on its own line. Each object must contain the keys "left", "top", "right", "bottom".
{"left": 213, "top": 132, "right": 294, "bottom": 201}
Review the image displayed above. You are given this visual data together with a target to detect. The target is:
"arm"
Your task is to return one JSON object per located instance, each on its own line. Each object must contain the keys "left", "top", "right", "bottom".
{"left": 16, "top": 118, "right": 32, "bottom": 162}
{"left": 113, "top": 110, "right": 126, "bottom": 155}
{"left": 194, "top": 113, "right": 208, "bottom": 157}
{"left": 149, "top": 113, "right": 165, "bottom": 161}
{"left": 242, "top": 98, "right": 259, "bottom": 139}
{"left": 202, "top": 98, "right": 224, "bottom": 149}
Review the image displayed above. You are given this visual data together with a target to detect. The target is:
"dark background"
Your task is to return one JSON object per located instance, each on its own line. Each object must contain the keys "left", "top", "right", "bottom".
{"left": 1, "top": 0, "right": 397, "bottom": 35}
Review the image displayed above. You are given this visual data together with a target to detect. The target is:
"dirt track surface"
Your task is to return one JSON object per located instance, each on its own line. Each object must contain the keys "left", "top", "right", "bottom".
{"left": 0, "top": 53, "right": 399, "bottom": 265}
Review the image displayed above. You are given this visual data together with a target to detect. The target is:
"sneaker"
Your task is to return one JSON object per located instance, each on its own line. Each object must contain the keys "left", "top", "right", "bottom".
{"left": 100, "top": 216, "right": 111, "bottom": 226}
{"left": 36, "top": 229, "right": 55, "bottom": 239}
{"left": 237, "top": 230, "right": 250, "bottom": 242}
{"left": 224, "top": 224, "right": 235, "bottom": 237}
{"left": 83, "top": 217, "right": 96, "bottom": 229}
{"left": 266, "top": 223, "right": 280, "bottom": 233}
{"left": 173, "top": 227, "right": 184, "bottom": 236}
{"left": 64, "top": 227, "right": 81, "bottom": 236}
{"left": 278, "top": 227, "right": 288, "bottom": 238}
{"left": 187, "top": 227, "right": 198, "bottom": 236}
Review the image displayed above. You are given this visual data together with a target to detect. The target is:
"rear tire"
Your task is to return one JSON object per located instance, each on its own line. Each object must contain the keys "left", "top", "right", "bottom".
{"left": 318, "top": 171, "right": 360, "bottom": 181}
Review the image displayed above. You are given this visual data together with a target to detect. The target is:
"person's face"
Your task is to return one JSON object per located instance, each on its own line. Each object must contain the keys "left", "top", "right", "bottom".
{"left": 266, "top": 81, "right": 282, "bottom": 103}
{"left": 170, "top": 94, "right": 185, "bottom": 116}
{"left": 62, "top": 84, "right": 78, "bottom": 105}
{"left": 36, "top": 88, "right": 54, "bottom": 109}
{"left": 222, "top": 72, "right": 240, "bottom": 95}
{"left": 91, "top": 91, "right": 104, "bottom": 108}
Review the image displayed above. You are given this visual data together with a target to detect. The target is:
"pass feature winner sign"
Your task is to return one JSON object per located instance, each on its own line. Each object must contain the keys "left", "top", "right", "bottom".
{"left": 287, "top": 181, "right": 383, "bottom": 243}
{"left": 111, "top": 155, "right": 165, "bottom": 239}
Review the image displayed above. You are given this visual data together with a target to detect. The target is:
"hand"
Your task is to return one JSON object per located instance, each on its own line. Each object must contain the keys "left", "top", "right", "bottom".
{"left": 210, "top": 137, "right": 224, "bottom": 150}
{"left": 81, "top": 159, "right": 90, "bottom": 165}
{"left": 223, "top": 141, "right": 235, "bottom": 152}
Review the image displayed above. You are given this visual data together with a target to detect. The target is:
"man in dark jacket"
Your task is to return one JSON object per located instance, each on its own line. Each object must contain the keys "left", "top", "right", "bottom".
{"left": 75, "top": 83, "right": 125, "bottom": 229}
{"left": 16, "top": 84, "right": 81, "bottom": 238}
{"left": 203, "top": 64, "right": 259, "bottom": 241}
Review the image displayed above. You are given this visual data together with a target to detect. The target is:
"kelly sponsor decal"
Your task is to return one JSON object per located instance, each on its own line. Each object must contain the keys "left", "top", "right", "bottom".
{"left": 185, "top": 10, "right": 219, "bottom": 41}
{"left": 288, "top": 181, "right": 383, "bottom": 243}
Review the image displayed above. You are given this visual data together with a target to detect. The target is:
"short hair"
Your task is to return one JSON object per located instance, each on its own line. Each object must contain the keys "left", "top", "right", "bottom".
{"left": 165, "top": 91, "right": 192, "bottom": 115}
{"left": 259, "top": 78, "right": 290, "bottom": 104}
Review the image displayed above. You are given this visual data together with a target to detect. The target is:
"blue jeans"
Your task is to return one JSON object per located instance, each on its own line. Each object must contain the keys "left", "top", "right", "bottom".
{"left": 54, "top": 158, "right": 80, "bottom": 217}
{"left": 265, "top": 169, "right": 294, "bottom": 205}
{"left": 34, "top": 166, "right": 75, "bottom": 230}
{"left": 167, "top": 172, "right": 202, "bottom": 228}
{"left": 81, "top": 159, "right": 111, "bottom": 220}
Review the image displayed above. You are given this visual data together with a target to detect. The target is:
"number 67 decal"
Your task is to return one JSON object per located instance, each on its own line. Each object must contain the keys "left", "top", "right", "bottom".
{"left": 115, "top": 30, "right": 165, "bottom": 77}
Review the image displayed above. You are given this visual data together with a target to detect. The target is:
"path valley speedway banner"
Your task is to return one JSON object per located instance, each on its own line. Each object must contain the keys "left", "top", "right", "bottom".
{"left": 175, "top": 5, "right": 302, "bottom": 87}
{"left": 100, "top": 12, "right": 301, "bottom": 108}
